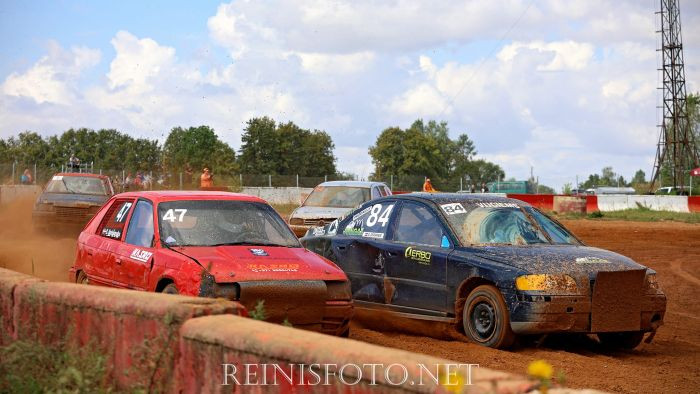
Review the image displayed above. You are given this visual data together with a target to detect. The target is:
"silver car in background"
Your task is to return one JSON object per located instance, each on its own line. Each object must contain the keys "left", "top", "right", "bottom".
{"left": 288, "top": 181, "right": 392, "bottom": 237}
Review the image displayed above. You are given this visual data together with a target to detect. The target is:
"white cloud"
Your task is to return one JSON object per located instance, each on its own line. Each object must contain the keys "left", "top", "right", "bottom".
{"left": 1, "top": 42, "right": 100, "bottom": 105}
{"left": 498, "top": 41, "right": 595, "bottom": 71}
{"left": 295, "top": 51, "right": 375, "bottom": 74}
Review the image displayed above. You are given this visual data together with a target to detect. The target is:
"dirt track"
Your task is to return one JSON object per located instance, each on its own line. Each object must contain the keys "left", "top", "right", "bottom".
{"left": 0, "top": 197, "right": 76, "bottom": 281}
{"left": 1, "top": 197, "right": 698, "bottom": 393}
{"left": 350, "top": 220, "right": 700, "bottom": 394}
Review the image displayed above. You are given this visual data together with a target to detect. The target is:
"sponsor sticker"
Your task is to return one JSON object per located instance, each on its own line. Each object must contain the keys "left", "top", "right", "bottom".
{"left": 52, "top": 175, "right": 63, "bottom": 181}
{"left": 575, "top": 257, "right": 610, "bottom": 264}
{"left": 250, "top": 248, "right": 268, "bottom": 256}
{"left": 440, "top": 203, "right": 467, "bottom": 215}
{"left": 247, "top": 263, "right": 299, "bottom": 272}
{"left": 362, "top": 231, "right": 385, "bottom": 239}
{"left": 130, "top": 249, "right": 153, "bottom": 263}
{"left": 326, "top": 219, "right": 339, "bottom": 236}
{"left": 476, "top": 202, "right": 519, "bottom": 208}
{"left": 352, "top": 206, "right": 372, "bottom": 221}
{"left": 405, "top": 246, "right": 431, "bottom": 265}
{"left": 101, "top": 228, "right": 121, "bottom": 239}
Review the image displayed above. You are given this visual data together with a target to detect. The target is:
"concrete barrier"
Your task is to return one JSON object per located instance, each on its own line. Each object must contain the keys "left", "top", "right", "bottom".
{"left": 596, "top": 195, "right": 689, "bottom": 213}
{"left": 553, "top": 196, "right": 587, "bottom": 214}
{"left": 0, "top": 268, "right": 601, "bottom": 393}
{"left": 240, "top": 187, "right": 312, "bottom": 205}
{"left": 0, "top": 184, "right": 42, "bottom": 205}
{"left": 507, "top": 194, "right": 554, "bottom": 211}
{"left": 689, "top": 196, "right": 700, "bottom": 213}
{"left": 176, "top": 315, "right": 536, "bottom": 393}
{"left": 0, "top": 268, "right": 246, "bottom": 391}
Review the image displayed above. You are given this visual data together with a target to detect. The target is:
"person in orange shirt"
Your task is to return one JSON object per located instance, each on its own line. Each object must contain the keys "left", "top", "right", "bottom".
{"left": 200, "top": 167, "right": 214, "bottom": 188}
{"left": 422, "top": 178, "right": 437, "bottom": 192}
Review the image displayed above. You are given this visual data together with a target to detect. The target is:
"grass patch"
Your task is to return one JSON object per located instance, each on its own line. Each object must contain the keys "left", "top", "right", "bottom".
{"left": 0, "top": 339, "right": 111, "bottom": 393}
{"left": 555, "top": 208, "right": 700, "bottom": 223}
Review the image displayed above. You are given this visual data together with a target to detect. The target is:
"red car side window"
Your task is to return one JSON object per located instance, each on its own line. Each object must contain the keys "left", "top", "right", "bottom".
{"left": 97, "top": 199, "right": 134, "bottom": 241}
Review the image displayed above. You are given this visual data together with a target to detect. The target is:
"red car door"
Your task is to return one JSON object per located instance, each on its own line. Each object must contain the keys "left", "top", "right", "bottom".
{"left": 114, "top": 199, "right": 156, "bottom": 290}
{"left": 91, "top": 198, "right": 136, "bottom": 286}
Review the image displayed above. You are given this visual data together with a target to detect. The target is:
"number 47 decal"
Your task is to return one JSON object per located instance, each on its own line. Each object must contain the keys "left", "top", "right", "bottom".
{"left": 162, "top": 209, "right": 187, "bottom": 222}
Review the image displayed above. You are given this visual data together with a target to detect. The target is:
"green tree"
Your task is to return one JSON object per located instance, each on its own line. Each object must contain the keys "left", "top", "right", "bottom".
{"left": 162, "top": 125, "right": 237, "bottom": 175}
{"left": 631, "top": 169, "right": 646, "bottom": 185}
{"left": 562, "top": 182, "right": 572, "bottom": 194}
{"left": 238, "top": 117, "right": 337, "bottom": 176}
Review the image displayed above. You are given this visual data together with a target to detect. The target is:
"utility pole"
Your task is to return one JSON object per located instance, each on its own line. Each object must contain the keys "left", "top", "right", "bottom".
{"left": 651, "top": 0, "right": 699, "bottom": 189}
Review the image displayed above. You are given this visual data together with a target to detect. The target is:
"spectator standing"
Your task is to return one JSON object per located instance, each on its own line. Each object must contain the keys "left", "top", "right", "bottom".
{"left": 200, "top": 167, "right": 214, "bottom": 188}
{"left": 422, "top": 178, "right": 437, "bottom": 192}
{"left": 20, "top": 168, "right": 33, "bottom": 184}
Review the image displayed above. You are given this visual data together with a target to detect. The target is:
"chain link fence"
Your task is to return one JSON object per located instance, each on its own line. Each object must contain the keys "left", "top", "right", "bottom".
{"left": 1, "top": 162, "right": 486, "bottom": 193}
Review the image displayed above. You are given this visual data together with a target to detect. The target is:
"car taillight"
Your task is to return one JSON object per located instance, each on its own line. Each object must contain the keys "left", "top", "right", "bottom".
{"left": 326, "top": 281, "right": 351, "bottom": 301}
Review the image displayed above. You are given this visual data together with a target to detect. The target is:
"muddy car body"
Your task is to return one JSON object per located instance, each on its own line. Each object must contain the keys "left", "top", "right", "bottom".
{"left": 300, "top": 193, "right": 666, "bottom": 348}
{"left": 70, "top": 191, "right": 353, "bottom": 336}
{"left": 32, "top": 173, "right": 114, "bottom": 232}
{"left": 288, "top": 181, "right": 392, "bottom": 237}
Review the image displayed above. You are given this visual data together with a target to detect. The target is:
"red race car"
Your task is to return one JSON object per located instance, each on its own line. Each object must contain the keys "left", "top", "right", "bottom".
{"left": 70, "top": 191, "right": 353, "bottom": 336}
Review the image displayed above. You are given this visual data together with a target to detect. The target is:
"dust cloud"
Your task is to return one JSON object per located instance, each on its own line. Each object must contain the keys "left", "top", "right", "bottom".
{"left": 0, "top": 196, "right": 77, "bottom": 282}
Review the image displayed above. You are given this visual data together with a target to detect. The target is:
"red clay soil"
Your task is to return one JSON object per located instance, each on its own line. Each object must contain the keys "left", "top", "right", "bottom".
{"left": 350, "top": 220, "right": 700, "bottom": 394}
{"left": 0, "top": 196, "right": 76, "bottom": 282}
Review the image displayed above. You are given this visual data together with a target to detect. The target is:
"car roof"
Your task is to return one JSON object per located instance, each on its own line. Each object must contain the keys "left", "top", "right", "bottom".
{"left": 317, "top": 180, "right": 388, "bottom": 188}
{"left": 112, "top": 190, "right": 267, "bottom": 204}
{"left": 53, "top": 172, "right": 110, "bottom": 180}
{"left": 374, "top": 192, "right": 529, "bottom": 207}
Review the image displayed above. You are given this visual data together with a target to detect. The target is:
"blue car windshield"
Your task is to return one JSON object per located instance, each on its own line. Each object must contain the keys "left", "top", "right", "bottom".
{"left": 443, "top": 203, "right": 579, "bottom": 246}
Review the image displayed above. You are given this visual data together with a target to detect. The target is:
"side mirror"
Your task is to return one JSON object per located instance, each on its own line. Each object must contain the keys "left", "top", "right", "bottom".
{"left": 441, "top": 235, "right": 451, "bottom": 248}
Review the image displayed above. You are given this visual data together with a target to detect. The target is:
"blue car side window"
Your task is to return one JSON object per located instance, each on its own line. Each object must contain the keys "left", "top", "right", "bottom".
{"left": 393, "top": 202, "right": 443, "bottom": 247}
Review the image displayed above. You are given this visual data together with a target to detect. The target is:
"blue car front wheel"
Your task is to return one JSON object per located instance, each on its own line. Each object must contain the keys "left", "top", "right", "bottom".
{"left": 463, "top": 285, "right": 515, "bottom": 349}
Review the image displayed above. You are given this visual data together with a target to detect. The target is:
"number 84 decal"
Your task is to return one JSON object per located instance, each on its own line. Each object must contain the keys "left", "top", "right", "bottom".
{"left": 365, "top": 204, "right": 393, "bottom": 227}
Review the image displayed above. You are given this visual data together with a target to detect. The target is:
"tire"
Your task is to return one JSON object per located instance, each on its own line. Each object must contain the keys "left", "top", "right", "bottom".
{"left": 462, "top": 285, "right": 515, "bottom": 349}
{"left": 162, "top": 283, "right": 179, "bottom": 295}
{"left": 76, "top": 271, "right": 89, "bottom": 285}
{"left": 597, "top": 331, "right": 645, "bottom": 349}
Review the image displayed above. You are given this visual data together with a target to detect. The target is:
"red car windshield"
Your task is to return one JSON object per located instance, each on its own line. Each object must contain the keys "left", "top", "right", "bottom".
{"left": 157, "top": 200, "right": 300, "bottom": 248}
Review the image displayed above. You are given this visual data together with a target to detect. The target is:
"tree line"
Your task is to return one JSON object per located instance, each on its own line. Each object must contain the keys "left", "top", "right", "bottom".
{"left": 2, "top": 117, "right": 505, "bottom": 188}
{"left": 0, "top": 118, "right": 339, "bottom": 178}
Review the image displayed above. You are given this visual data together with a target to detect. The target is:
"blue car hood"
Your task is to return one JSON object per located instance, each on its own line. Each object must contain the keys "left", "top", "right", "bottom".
{"left": 455, "top": 245, "right": 647, "bottom": 277}
{"left": 36, "top": 192, "right": 108, "bottom": 207}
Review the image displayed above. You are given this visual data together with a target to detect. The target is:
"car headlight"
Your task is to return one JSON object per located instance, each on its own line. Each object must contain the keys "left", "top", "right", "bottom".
{"left": 326, "top": 281, "right": 351, "bottom": 301}
{"left": 645, "top": 273, "right": 660, "bottom": 292}
{"left": 515, "top": 274, "right": 578, "bottom": 292}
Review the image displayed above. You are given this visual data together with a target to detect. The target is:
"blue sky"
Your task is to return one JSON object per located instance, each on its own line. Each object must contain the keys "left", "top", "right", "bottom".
{"left": 1, "top": 0, "right": 699, "bottom": 190}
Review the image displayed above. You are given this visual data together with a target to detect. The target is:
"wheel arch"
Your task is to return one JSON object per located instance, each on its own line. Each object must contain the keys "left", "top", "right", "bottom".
{"left": 155, "top": 276, "right": 176, "bottom": 293}
{"left": 454, "top": 276, "right": 498, "bottom": 333}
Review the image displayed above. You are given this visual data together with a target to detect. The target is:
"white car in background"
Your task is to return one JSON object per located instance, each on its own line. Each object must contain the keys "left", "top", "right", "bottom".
{"left": 288, "top": 181, "right": 392, "bottom": 237}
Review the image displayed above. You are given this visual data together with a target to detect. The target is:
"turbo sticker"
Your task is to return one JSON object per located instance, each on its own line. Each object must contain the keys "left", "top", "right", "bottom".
{"left": 405, "top": 246, "right": 431, "bottom": 265}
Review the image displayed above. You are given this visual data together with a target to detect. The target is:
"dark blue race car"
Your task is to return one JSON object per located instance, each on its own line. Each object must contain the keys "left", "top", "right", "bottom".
{"left": 300, "top": 193, "right": 666, "bottom": 349}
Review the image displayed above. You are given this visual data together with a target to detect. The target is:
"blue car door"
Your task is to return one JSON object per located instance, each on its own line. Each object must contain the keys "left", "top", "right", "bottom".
{"left": 332, "top": 200, "right": 398, "bottom": 304}
{"left": 383, "top": 201, "right": 452, "bottom": 313}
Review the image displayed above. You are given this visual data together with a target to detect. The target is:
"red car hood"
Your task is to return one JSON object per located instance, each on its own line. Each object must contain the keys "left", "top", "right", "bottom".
{"left": 174, "top": 245, "right": 347, "bottom": 283}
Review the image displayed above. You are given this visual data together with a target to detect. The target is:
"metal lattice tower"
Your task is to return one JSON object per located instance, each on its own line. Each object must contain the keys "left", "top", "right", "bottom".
{"left": 651, "top": 0, "right": 699, "bottom": 189}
